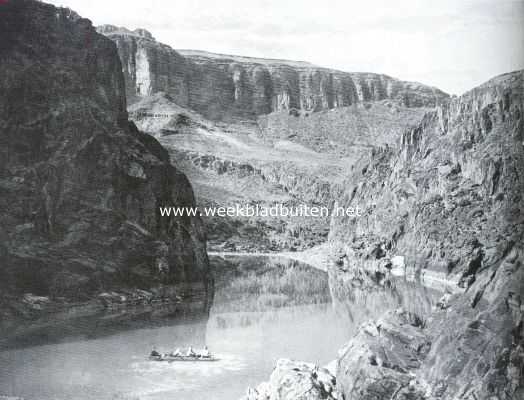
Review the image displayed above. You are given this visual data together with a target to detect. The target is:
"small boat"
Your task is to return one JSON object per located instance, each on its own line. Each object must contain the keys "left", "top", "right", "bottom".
{"left": 149, "top": 354, "right": 219, "bottom": 362}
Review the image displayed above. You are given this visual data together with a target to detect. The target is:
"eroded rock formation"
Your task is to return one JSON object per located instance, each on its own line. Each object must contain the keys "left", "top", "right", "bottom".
{"left": 241, "top": 359, "right": 338, "bottom": 400}
{"left": 240, "top": 71, "right": 523, "bottom": 400}
{"left": 0, "top": 0, "right": 210, "bottom": 327}
{"left": 98, "top": 26, "right": 449, "bottom": 121}
{"left": 330, "top": 71, "right": 524, "bottom": 399}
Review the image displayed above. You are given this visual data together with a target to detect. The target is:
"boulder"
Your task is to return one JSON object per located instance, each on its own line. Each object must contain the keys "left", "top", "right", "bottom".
{"left": 242, "top": 359, "right": 337, "bottom": 400}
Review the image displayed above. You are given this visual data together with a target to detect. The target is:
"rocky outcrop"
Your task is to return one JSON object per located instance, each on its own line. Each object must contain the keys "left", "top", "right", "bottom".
{"left": 241, "top": 359, "right": 338, "bottom": 400}
{"left": 330, "top": 70, "right": 523, "bottom": 284}
{"left": 421, "top": 246, "right": 523, "bottom": 399}
{"left": 337, "top": 309, "right": 431, "bottom": 400}
{"left": 173, "top": 149, "right": 334, "bottom": 206}
{"left": 257, "top": 101, "right": 429, "bottom": 155}
{"left": 329, "top": 71, "right": 524, "bottom": 399}
{"left": 0, "top": 0, "right": 210, "bottom": 328}
{"left": 336, "top": 246, "right": 523, "bottom": 400}
{"left": 98, "top": 26, "right": 449, "bottom": 121}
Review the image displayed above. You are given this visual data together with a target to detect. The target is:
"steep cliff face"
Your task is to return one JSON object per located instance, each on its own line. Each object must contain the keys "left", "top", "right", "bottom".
{"left": 98, "top": 26, "right": 449, "bottom": 121}
{"left": 0, "top": 0, "right": 209, "bottom": 325}
{"left": 181, "top": 50, "right": 449, "bottom": 115}
{"left": 330, "top": 71, "right": 524, "bottom": 399}
{"left": 96, "top": 25, "right": 191, "bottom": 107}
{"left": 330, "top": 71, "right": 523, "bottom": 282}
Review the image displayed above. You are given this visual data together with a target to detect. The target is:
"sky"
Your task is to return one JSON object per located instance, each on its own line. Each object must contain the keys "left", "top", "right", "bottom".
{"left": 46, "top": 0, "right": 524, "bottom": 95}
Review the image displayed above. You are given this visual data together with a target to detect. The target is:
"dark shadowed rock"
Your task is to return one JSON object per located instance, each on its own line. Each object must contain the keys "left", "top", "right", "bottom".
{"left": 0, "top": 0, "right": 210, "bottom": 329}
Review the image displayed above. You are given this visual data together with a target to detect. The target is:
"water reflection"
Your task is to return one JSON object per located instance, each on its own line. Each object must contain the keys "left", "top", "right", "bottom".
{"left": 210, "top": 255, "right": 331, "bottom": 313}
{"left": 0, "top": 255, "right": 440, "bottom": 400}
{"left": 0, "top": 290, "right": 209, "bottom": 351}
{"left": 328, "top": 266, "right": 441, "bottom": 334}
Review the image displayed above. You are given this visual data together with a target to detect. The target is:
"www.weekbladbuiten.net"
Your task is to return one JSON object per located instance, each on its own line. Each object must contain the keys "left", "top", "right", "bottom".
{"left": 159, "top": 204, "right": 363, "bottom": 218}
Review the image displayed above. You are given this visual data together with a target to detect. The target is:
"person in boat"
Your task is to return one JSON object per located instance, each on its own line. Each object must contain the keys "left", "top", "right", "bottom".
{"left": 150, "top": 349, "right": 161, "bottom": 357}
{"left": 199, "top": 346, "right": 211, "bottom": 358}
{"left": 186, "top": 346, "right": 196, "bottom": 357}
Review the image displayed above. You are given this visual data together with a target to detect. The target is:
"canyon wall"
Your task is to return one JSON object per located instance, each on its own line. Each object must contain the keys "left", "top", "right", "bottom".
{"left": 97, "top": 25, "right": 192, "bottom": 109}
{"left": 0, "top": 0, "right": 210, "bottom": 325}
{"left": 329, "top": 70, "right": 524, "bottom": 399}
{"left": 98, "top": 25, "right": 449, "bottom": 121}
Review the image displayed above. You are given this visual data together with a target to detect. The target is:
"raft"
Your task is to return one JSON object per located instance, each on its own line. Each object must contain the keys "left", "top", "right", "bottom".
{"left": 149, "top": 354, "right": 218, "bottom": 362}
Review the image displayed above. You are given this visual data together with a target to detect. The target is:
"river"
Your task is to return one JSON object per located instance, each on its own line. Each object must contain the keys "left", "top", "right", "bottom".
{"left": 0, "top": 255, "right": 439, "bottom": 400}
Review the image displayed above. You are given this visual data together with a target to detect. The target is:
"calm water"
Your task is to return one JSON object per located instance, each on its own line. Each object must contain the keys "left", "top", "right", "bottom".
{"left": 0, "top": 256, "right": 438, "bottom": 400}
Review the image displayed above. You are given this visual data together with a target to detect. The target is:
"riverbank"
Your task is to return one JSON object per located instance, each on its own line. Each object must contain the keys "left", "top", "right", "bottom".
{"left": 0, "top": 283, "right": 209, "bottom": 351}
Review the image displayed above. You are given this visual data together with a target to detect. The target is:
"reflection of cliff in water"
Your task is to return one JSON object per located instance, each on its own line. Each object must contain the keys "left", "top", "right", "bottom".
{"left": 207, "top": 254, "right": 439, "bottom": 334}
{"left": 205, "top": 255, "right": 346, "bottom": 368}
{"left": 328, "top": 266, "right": 442, "bottom": 336}
{"left": 210, "top": 255, "right": 331, "bottom": 314}
{"left": 1, "top": 285, "right": 211, "bottom": 351}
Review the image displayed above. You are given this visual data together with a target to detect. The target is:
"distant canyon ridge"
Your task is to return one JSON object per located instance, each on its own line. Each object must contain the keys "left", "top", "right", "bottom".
{"left": 96, "top": 23, "right": 452, "bottom": 253}
{"left": 97, "top": 25, "right": 449, "bottom": 121}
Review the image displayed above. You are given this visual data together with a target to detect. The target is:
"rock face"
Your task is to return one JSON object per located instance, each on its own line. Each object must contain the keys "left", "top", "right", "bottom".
{"left": 96, "top": 25, "right": 191, "bottom": 108}
{"left": 0, "top": 0, "right": 210, "bottom": 325}
{"left": 257, "top": 101, "right": 429, "bottom": 156}
{"left": 330, "top": 71, "right": 524, "bottom": 399}
{"left": 98, "top": 26, "right": 449, "bottom": 121}
{"left": 241, "top": 359, "right": 338, "bottom": 400}
{"left": 97, "top": 24, "right": 449, "bottom": 254}
{"left": 337, "top": 309, "right": 431, "bottom": 400}
{"left": 125, "top": 89, "right": 432, "bottom": 252}
{"left": 330, "top": 70, "right": 523, "bottom": 286}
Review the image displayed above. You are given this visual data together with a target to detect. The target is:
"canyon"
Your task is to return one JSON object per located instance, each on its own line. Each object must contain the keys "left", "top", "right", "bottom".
{"left": 99, "top": 26, "right": 441, "bottom": 252}
{"left": 329, "top": 70, "right": 524, "bottom": 400}
{"left": 0, "top": 1, "right": 522, "bottom": 400}
{"left": 241, "top": 71, "right": 524, "bottom": 400}
{"left": 100, "top": 19, "right": 522, "bottom": 400}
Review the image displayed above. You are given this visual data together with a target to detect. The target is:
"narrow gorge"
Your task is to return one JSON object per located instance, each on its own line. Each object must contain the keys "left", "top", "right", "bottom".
{"left": 240, "top": 71, "right": 524, "bottom": 400}
{"left": 98, "top": 25, "right": 447, "bottom": 253}
{"left": 96, "top": 20, "right": 524, "bottom": 400}
{"left": 0, "top": 1, "right": 522, "bottom": 400}
{"left": 103, "top": 19, "right": 523, "bottom": 400}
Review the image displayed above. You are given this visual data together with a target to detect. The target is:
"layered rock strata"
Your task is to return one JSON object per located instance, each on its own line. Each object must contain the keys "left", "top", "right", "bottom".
{"left": 98, "top": 25, "right": 449, "bottom": 121}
